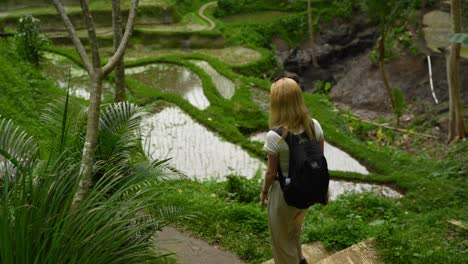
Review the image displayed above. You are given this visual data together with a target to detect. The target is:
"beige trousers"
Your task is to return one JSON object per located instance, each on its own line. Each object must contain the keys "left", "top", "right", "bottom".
{"left": 268, "top": 181, "right": 307, "bottom": 264}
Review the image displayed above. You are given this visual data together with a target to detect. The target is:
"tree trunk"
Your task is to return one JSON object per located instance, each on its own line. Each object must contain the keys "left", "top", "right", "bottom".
{"left": 112, "top": 0, "right": 126, "bottom": 102}
{"left": 53, "top": 0, "right": 140, "bottom": 206}
{"left": 75, "top": 71, "right": 103, "bottom": 204}
{"left": 378, "top": 30, "right": 395, "bottom": 109}
{"left": 447, "top": 0, "right": 465, "bottom": 142}
{"left": 307, "top": 0, "right": 319, "bottom": 67}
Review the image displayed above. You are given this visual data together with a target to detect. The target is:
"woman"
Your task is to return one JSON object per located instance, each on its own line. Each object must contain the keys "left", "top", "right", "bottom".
{"left": 260, "top": 77, "right": 325, "bottom": 264}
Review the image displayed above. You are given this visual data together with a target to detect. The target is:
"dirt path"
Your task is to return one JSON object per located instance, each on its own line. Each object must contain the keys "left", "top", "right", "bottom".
{"left": 156, "top": 227, "right": 244, "bottom": 264}
{"left": 198, "top": 1, "right": 217, "bottom": 31}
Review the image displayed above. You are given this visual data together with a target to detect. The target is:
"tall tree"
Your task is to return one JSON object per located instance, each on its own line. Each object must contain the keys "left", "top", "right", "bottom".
{"left": 52, "top": 0, "right": 140, "bottom": 205}
{"left": 307, "top": 0, "right": 319, "bottom": 67}
{"left": 112, "top": 0, "right": 126, "bottom": 102}
{"left": 446, "top": 0, "right": 466, "bottom": 141}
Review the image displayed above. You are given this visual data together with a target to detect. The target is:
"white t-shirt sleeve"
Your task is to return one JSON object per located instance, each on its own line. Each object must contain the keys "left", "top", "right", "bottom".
{"left": 263, "top": 130, "right": 282, "bottom": 155}
{"left": 312, "top": 119, "right": 324, "bottom": 141}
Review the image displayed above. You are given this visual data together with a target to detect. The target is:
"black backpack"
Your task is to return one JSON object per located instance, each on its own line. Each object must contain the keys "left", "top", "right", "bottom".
{"left": 272, "top": 128, "right": 329, "bottom": 209}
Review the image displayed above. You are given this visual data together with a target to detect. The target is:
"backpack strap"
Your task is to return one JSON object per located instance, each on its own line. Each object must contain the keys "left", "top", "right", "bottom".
{"left": 270, "top": 128, "right": 296, "bottom": 184}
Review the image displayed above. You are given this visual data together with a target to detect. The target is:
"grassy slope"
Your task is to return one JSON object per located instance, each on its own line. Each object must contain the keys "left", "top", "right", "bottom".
{"left": 0, "top": 39, "right": 64, "bottom": 135}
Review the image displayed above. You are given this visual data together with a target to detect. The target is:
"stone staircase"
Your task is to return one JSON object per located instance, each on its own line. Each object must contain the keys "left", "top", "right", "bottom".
{"left": 262, "top": 239, "right": 380, "bottom": 264}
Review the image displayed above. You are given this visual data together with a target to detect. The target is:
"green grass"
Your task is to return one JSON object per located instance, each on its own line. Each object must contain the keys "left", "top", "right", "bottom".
{"left": 0, "top": 40, "right": 64, "bottom": 135}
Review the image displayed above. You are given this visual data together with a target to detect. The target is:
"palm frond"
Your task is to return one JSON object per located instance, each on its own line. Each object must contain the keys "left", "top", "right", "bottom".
{"left": 96, "top": 102, "right": 147, "bottom": 167}
{"left": 39, "top": 98, "right": 86, "bottom": 162}
{"left": 0, "top": 117, "right": 38, "bottom": 178}
{"left": 100, "top": 101, "right": 146, "bottom": 135}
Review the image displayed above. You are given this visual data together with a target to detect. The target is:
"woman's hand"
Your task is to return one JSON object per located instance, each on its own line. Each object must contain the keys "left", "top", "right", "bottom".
{"left": 260, "top": 191, "right": 268, "bottom": 206}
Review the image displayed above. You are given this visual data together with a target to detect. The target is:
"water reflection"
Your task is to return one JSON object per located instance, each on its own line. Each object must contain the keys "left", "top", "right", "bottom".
{"left": 249, "top": 132, "right": 401, "bottom": 199}
{"left": 126, "top": 64, "right": 210, "bottom": 110}
{"left": 141, "top": 107, "right": 265, "bottom": 180}
{"left": 329, "top": 180, "right": 402, "bottom": 200}
{"left": 42, "top": 52, "right": 113, "bottom": 100}
{"left": 189, "top": 60, "right": 236, "bottom": 99}
{"left": 250, "top": 87, "right": 270, "bottom": 112}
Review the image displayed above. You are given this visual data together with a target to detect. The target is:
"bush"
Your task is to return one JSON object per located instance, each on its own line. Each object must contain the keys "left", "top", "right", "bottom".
{"left": 304, "top": 193, "right": 398, "bottom": 250}
{"left": 220, "top": 174, "right": 261, "bottom": 203}
{"left": 14, "top": 15, "right": 48, "bottom": 65}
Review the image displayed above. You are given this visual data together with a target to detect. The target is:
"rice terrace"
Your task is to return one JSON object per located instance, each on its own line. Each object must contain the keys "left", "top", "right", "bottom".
{"left": 0, "top": 0, "right": 466, "bottom": 263}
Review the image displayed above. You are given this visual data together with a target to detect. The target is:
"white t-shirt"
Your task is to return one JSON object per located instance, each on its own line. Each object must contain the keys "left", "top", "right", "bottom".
{"left": 263, "top": 119, "right": 324, "bottom": 178}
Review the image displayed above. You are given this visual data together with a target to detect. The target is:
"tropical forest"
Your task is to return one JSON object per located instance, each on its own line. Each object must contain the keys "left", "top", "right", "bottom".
{"left": 0, "top": 0, "right": 466, "bottom": 263}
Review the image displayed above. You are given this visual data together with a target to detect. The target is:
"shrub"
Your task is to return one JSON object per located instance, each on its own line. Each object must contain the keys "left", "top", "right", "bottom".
{"left": 220, "top": 174, "right": 261, "bottom": 203}
{"left": 14, "top": 15, "right": 49, "bottom": 65}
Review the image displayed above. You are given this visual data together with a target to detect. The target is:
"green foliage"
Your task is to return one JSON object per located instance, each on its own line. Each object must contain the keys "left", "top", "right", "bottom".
{"left": 304, "top": 193, "right": 398, "bottom": 249}
{"left": 377, "top": 208, "right": 468, "bottom": 263}
{"left": 315, "top": 80, "right": 332, "bottom": 94}
{"left": 0, "top": 116, "right": 172, "bottom": 263}
{"left": 172, "top": 0, "right": 207, "bottom": 16}
{"left": 369, "top": 50, "right": 378, "bottom": 63}
{"left": 0, "top": 40, "right": 63, "bottom": 135}
{"left": 219, "top": 174, "right": 261, "bottom": 203}
{"left": 14, "top": 15, "right": 48, "bottom": 65}
{"left": 39, "top": 99, "right": 158, "bottom": 188}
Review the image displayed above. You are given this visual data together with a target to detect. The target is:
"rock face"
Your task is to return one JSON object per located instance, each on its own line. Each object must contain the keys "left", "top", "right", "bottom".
{"left": 275, "top": 11, "right": 468, "bottom": 121}
{"left": 330, "top": 50, "right": 468, "bottom": 119}
{"left": 275, "top": 15, "right": 379, "bottom": 91}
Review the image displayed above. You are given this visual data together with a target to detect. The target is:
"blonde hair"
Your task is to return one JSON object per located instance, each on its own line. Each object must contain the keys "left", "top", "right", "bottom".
{"left": 269, "top": 77, "right": 315, "bottom": 141}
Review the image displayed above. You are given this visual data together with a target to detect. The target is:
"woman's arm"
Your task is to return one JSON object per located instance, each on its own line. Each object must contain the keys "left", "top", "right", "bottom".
{"left": 260, "top": 153, "right": 279, "bottom": 205}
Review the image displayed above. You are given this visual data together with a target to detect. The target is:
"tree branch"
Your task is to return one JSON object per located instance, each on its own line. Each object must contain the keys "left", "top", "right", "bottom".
{"left": 52, "top": 0, "right": 92, "bottom": 73}
{"left": 102, "top": 0, "right": 139, "bottom": 77}
{"left": 343, "top": 114, "right": 438, "bottom": 139}
{"left": 79, "top": 0, "right": 101, "bottom": 69}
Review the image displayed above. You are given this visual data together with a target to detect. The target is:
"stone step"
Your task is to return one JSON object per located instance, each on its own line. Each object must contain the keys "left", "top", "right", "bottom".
{"left": 316, "top": 239, "right": 380, "bottom": 264}
{"left": 303, "top": 242, "right": 336, "bottom": 263}
{"left": 262, "top": 242, "right": 335, "bottom": 264}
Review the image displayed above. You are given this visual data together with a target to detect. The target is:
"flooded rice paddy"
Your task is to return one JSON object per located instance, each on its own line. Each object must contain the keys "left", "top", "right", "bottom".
{"left": 189, "top": 60, "right": 236, "bottom": 99}
{"left": 141, "top": 107, "right": 265, "bottom": 180}
{"left": 42, "top": 52, "right": 113, "bottom": 100}
{"left": 42, "top": 51, "right": 401, "bottom": 199}
{"left": 125, "top": 63, "right": 210, "bottom": 110}
{"left": 120, "top": 46, "right": 261, "bottom": 66}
